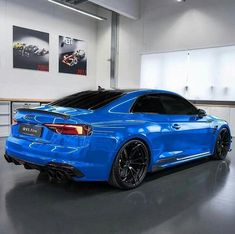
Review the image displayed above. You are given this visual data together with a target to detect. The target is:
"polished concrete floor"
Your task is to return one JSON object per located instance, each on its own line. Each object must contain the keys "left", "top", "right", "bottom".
{"left": 0, "top": 138, "right": 235, "bottom": 234}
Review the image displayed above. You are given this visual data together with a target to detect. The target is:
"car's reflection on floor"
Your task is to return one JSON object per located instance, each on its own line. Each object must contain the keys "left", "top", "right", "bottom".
{"left": 4, "top": 157, "right": 231, "bottom": 234}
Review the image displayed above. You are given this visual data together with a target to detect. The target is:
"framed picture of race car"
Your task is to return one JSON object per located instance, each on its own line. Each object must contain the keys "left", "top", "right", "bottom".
{"left": 13, "top": 26, "right": 49, "bottom": 71}
{"left": 59, "top": 35, "right": 87, "bottom": 76}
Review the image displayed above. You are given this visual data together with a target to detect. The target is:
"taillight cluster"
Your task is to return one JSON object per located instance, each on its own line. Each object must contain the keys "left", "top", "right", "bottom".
{"left": 44, "top": 124, "right": 92, "bottom": 136}
{"left": 12, "top": 119, "right": 18, "bottom": 125}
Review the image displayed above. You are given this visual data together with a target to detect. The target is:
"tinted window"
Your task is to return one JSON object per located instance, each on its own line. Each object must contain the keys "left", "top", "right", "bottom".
{"left": 160, "top": 94, "right": 197, "bottom": 115}
{"left": 132, "top": 95, "right": 165, "bottom": 114}
{"left": 50, "top": 90, "right": 124, "bottom": 110}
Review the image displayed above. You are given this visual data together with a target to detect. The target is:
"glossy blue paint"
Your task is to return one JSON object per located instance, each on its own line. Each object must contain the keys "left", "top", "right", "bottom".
{"left": 5, "top": 90, "right": 232, "bottom": 181}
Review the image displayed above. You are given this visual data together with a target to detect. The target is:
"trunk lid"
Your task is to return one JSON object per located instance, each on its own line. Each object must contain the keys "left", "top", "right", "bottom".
{"left": 15, "top": 105, "right": 93, "bottom": 124}
{"left": 12, "top": 105, "right": 93, "bottom": 145}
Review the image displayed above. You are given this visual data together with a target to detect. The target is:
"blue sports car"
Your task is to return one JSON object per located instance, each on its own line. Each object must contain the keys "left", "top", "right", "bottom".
{"left": 4, "top": 89, "right": 232, "bottom": 189}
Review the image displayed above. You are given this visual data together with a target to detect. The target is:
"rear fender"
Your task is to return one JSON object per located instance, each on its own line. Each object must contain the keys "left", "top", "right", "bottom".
{"left": 113, "top": 134, "right": 153, "bottom": 170}
{"left": 86, "top": 123, "right": 154, "bottom": 180}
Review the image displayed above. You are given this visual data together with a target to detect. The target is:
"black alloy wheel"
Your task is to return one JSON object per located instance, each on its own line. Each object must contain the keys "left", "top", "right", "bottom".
{"left": 109, "top": 140, "right": 149, "bottom": 189}
{"left": 214, "top": 128, "right": 231, "bottom": 160}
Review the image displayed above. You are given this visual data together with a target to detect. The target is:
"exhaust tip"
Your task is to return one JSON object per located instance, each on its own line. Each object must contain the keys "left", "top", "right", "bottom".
{"left": 4, "top": 154, "right": 12, "bottom": 163}
{"left": 24, "top": 164, "right": 33, "bottom": 170}
{"left": 47, "top": 169, "right": 56, "bottom": 181}
{"left": 12, "top": 158, "right": 21, "bottom": 165}
{"left": 55, "top": 170, "right": 67, "bottom": 182}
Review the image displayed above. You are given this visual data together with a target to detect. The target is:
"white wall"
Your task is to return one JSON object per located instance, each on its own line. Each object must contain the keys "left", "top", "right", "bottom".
{"left": 118, "top": 0, "right": 235, "bottom": 89}
{"left": 196, "top": 105, "right": 235, "bottom": 137}
{"left": 96, "top": 8, "right": 112, "bottom": 89}
{"left": 0, "top": 0, "right": 98, "bottom": 100}
{"left": 141, "top": 46, "right": 235, "bottom": 101}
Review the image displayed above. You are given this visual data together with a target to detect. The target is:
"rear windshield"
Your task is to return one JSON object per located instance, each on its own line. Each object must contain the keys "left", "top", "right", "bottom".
{"left": 50, "top": 90, "right": 125, "bottom": 110}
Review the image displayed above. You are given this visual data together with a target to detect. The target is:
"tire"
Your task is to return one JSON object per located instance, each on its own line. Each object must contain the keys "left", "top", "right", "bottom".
{"left": 109, "top": 140, "right": 150, "bottom": 190}
{"left": 214, "top": 128, "right": 231, "bottom": 160}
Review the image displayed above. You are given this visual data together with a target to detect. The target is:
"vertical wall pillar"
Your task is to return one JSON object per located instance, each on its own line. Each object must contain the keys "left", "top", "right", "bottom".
{"left": 110, "top": 12, "right": 119, "bottom": 88}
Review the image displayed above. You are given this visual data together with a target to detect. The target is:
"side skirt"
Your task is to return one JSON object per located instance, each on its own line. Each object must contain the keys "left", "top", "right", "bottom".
{"left": 152, "top": 152, "right": 211, "bottom": 172}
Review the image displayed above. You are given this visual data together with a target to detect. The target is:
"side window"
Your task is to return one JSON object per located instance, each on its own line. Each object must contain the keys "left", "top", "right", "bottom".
{"left": 131, "top": 95, "right": 165, "bottom": 114}
{"left": 160, "top": 94, "right": 197, "bottom": 115}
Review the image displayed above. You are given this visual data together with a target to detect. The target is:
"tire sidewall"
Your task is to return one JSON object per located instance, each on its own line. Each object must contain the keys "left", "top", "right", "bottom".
{"left": 214, "top": 128, "right": 230, "bottom": 160}
{"left": 112, "top": 140, "right": 149, "bottom": 190}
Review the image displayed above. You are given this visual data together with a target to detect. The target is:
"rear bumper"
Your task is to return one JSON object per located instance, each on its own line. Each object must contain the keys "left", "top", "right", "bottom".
{"left": 4, "top": 153, "right": 84, "bottom": 178}
{"left": 5, "top": 136, "right": 114, "bottom": 181}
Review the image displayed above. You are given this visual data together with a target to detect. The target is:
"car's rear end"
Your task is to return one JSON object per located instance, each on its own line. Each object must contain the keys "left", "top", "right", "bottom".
{"left": 5, "top": 106, "right": 95, "bottom": 181}
{"left": 5, "top": 90, "right": 126, "bottom": 182}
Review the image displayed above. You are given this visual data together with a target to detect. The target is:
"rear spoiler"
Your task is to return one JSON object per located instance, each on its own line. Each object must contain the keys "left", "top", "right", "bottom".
{"left": 16, "top": 108, "right": 70, "bottom": 120}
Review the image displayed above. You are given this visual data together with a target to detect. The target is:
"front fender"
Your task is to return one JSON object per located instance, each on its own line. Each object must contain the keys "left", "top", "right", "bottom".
{"left": 211, "top": 121, "right": 232, "bottom": 154}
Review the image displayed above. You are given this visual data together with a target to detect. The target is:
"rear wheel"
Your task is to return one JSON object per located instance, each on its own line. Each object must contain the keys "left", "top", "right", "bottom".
{"left": 109, "top": 140, "right": 149, "bottom": 190}
{"left": 214, "top": 128, "right": 231, "bottom": 160}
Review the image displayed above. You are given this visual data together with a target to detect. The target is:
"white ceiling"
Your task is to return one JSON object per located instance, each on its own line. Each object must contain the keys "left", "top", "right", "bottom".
{"left": 89, "top": 0, "right": 140, "bottom": 19}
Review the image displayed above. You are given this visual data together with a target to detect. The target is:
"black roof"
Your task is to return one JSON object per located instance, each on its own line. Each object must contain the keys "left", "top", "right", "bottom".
{"left": 50, "top": 90, "right": 127, "bottom": 110}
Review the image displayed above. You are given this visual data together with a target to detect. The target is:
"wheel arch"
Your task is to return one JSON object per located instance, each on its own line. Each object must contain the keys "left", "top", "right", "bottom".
{"left": 212, "top": 124, "right": 232, "bottom": 154}
{"left": 125, "top": 137, "right": 152, "bottom": 163}
{"left": 108, "top": 136, "right": 152, "bottom": 188}
{"left": 108, "top": 135, "right": 153, "bottom": 178}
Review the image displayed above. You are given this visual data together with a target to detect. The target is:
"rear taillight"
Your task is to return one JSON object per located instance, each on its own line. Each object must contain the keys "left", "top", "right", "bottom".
{"left": 12, "top": 118, "right": 18, "bottom": 126}
{"left": 44, "top": 124, "right": 92, "bottom": 135}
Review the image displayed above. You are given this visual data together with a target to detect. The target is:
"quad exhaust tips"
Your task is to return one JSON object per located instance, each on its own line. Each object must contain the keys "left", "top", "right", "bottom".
{"left": 4, "top": 153, "right": 84, "bottom": 182}
{"left": 47, "top": 169, "right": 70, "bottom": 182}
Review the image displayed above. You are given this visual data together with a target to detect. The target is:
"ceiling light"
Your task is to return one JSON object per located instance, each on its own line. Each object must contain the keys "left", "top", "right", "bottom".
{"left": 48, "top": 0, "right": 106, "bottom": 21}
{"left": 176, "top": 0, "right": 186, "bottom": 2}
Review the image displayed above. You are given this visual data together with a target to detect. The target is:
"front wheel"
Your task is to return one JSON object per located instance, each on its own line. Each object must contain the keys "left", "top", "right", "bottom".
{"left": 214, "top": 128, "right": 231, "bottom": 160}
{"left": 109, "top": 140, "right": 150, "bottom": 190}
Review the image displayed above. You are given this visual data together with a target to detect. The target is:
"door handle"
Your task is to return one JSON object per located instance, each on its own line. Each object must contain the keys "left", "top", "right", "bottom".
{"left": 213, "top": 125, "right": 219, "bottom": 133}
{"left": 214, "top": 125, "right": 219, "bottom": 130}
{"left": 172, "top": 124, "right": 181, "bottom": 130}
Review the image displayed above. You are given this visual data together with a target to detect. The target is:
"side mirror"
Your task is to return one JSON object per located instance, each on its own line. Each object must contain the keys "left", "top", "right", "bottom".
{"left": 197, "top": 109, "right": 207, "bottom": 118}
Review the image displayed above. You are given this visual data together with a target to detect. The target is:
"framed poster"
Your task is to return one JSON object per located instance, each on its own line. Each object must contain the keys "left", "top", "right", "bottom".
{"left": 13, "top": 26, "right": 49, "bottom": 71}
{"left": 59, "top": 35, "right": 87, "bottom": 76}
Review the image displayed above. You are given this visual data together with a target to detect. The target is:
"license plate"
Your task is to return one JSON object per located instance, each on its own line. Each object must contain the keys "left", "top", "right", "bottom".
{"left": 19, "top": 124, "right": 42, "bottom": 137}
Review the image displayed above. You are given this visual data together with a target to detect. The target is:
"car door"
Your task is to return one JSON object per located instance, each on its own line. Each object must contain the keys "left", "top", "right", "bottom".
{"left": 159, "top": 93, "right": 214, "bottom": 160}
{"left": 131, "top": 94, "right": 177, "bottom": 164}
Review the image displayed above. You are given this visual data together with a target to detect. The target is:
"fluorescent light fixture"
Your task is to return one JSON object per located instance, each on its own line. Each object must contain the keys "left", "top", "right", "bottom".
{"left": 48, "top": 0, "right": 106, "bottom": 21}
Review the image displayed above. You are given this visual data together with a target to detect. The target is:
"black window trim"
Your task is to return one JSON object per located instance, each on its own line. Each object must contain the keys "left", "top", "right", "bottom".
{"left": 130, "top": 93, "right": 198, "bottom": 116}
